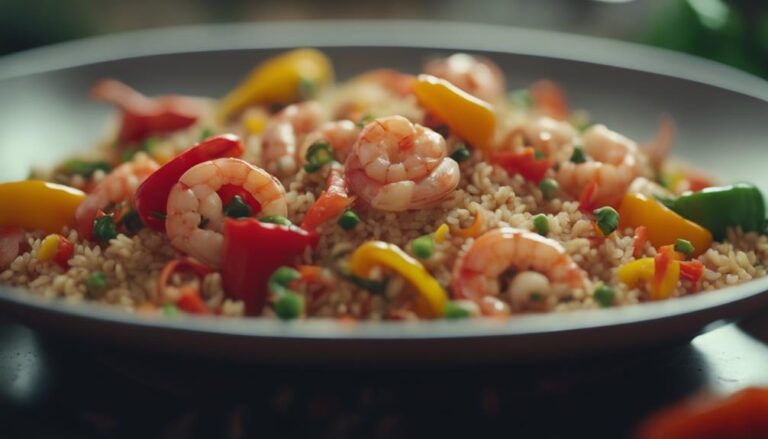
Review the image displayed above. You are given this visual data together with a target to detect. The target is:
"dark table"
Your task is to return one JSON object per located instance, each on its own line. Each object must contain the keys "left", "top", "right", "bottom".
{"left": 3, "top": 315, "right": 768, "bottom": 439}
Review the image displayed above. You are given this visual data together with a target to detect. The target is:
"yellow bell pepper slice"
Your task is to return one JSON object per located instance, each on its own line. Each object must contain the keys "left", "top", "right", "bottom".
{"left": 37, "top": 234, "right": 61, "bottom": 262}
{"left": 616, "top": 256, "right": 681, "bottom": 301}
{"left": 348, "top": 241, "right": 448, "bottom": 318}
{"left": 217, "top": 48, "right": 334, "bottom": 121}
{"left": 412, "top": 74, "right": 496, "bottom": 153}
{"left": 618, "top": 193, "right": 712, "bottom": 257}
{"left": 0, "top": 180, "right": 85, "bottom": 233}
{"left": 434, "top": 223, "right": 449, "bottom": 244}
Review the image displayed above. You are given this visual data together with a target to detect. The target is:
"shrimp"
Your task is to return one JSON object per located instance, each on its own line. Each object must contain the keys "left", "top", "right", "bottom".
{"left": 556, "top": 124, "right": 640, "bottom": 207}
{"left": 298, "top": 120, "right": 360, "bottom": 164}
{"left": 423, "top": 53, "right": 506, "bottom": 102}
{"left": 262, "top": 101, "right": 324, "bottom": 175}
{"left": 344, "top": 115, "right": 460, "bottom": 212}
{"left": 165, "top": 158, "right": 287, "bottom": 267}
{"left": 75, "top": 153, "right": 159, "bottom": 239}
{"left": 499, "top": 116, "right": 577, "bottom": 162}
{"left": 452, "top": 227, "right": 589, "bottom": 305}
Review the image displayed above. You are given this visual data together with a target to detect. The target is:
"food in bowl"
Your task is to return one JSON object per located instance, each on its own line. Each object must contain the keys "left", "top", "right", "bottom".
{"left": 0, "top": 49, "right": 766, "bottom": 320}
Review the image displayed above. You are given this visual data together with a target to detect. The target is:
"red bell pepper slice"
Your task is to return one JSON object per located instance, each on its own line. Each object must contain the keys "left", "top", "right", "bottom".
{"left": 490, "top": 147, "right": 550, "bottom": 183}
{"left": 300, "top": 165, "right": 354, "bottom": 231}
{"left": 679, "top": 260, "right": 704, "bottom": 284}
{"left": 221, "top": 218, "right": 318, "bottom": 315}
{"left": 134, "top": 134, "right": 244, "bottom": 231}
{"left": 91, "top": 79, "right": 206, "bottom": 143}
{"left": 53, "top": 236, "right": 75, "bottom": 268}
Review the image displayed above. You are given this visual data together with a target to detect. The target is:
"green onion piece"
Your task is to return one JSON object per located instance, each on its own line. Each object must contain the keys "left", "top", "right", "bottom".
{"left": 533, "top": 149, "right": 546, "bottom": 160}
{"left": 337, "top": 209, "right": 360, "bottom": 230}
{"left": 411, "top": 234, "right": 435, "bottom": 260}
{"left": 674, "top": 239, "right": 694, "bottom": 258}
{"left": 163, "top": 304, "right": 179, "bottom": 317}
{"left": 120, "top": 208, "right": 144, "bottom": 234}
{"left": 298, "top": 77, "right": 317, "bottom": 100}
{"left": 85, "top": 271, "right": 108, "bottom": 298}
{"left": 92, "top": 216, "right": 118, "bottom": 242}
{"left": 593, "top": 285, "right": 615, "bottom": 308}
{"left": 268, "top": 266, "right": 301, "bottom": 296}
{"left": 303, "top": 141, "right": 335, "bottom": 173}
{"left": 450, "top": 144, "right": 471, "bottom": 162}
{"left": 259, "top": 215, "right": 292, "bottom": 226}
{"left": 539, "top": 178, "right": 559, "bottom": 200}
{"left": 508, "top": 89, "right": 533, "bottom": 109}
{"left": 570, "top": 146, "right": 587, "bottom": 164}
{"left": 223, "top": 195, "right": 252, "bottom": 219}
{"left": 62, "top": 159, "right": 111, "bottom": 177}
{"left": 444, "top": 301, "right": 472, "bottom": 319}
{"left": 594, "top": 207, "right": 619, "bottom": 236}
{"left": 199, "top": 127, "right": 214, "bottom": 141}
{"left": 532, "top": 214, "right": 549, "bottom": 236}
{"left": 141, "top": 138, "right": 157, "bottom": 153}
{"left": 274, "top": 292, "right": 304, "bottom": 320}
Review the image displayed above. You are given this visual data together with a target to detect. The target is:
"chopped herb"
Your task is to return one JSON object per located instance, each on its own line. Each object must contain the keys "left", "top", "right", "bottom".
{"left": 163, "top": 304, "right": 179, "bottom": 317}
{"left": 533, "top": 149, "right": 546, "bottom": 160}
{"left": 570, "top": 146, "right": 587, "bottom": 164}
{"left": 594, "top": 207, "right": 620, "bottom": 236}
{"left": 532, "top": 214, "right": 549, "bottom": 236}
{"left": 223, "top": 195, "right": 252, "bottom": 219}
{"left": 450, "top": 144, "right": 471, "bottom": 162}
{"left": 529, "top": 292, "right": 543, "bottom": 302}
{"left": 298, "top": 77, "right": 317, "bottom": 100}
{"left": 85, "top": 271, "right": 108, "bottom": 298}
{"left": 411, "top": 234, "right": 435, "bottom": 260}
{"left": 539, "top": 178, "right": 559, "bottom": 200}
{"left": 303, "top": 141, "right": 335, "bottom": 173}
{"left": 674, "top": 238, "right": 695, "bottom": 258}
{"left": 444, "top": 301, "right": 472, "bottom": 319}
{"left": 198, "top": 217, "right": 210, "bottom": 229}
{"left": 120, "top": 208, "right": 144, "bottom": 234}
{"left": 274, "top": 292, "right": 304, "bottom": 320}
{"left": 92, "top": 216, "right": 118, "bottom": 242}
{"left": 509, "top": 89, "right": 533, "bottom": 109}
{"left": 198, "top": 127, "right": 214, "bottom": 141}
{"left": 62, "top": 159, "right": 111, "bottom": 177}
{"left": 259, "top": 215, "right": 292, "bottom": 226}
{"left": 149, "top": 210, "right": 167, "bottom": 220}
{"left": 140, "top": 138, "right": 157, "bottom": 153}
{"left": 593, "top": 285, "right": 615, "bottom": 308}
{"left": 338, "top": 209, "right": 360, "bottom": 230}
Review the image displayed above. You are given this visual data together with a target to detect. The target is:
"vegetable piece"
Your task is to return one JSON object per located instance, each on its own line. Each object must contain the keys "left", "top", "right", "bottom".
{"left": 223, "top": 195, "right": 252, "bottom": 219}
{"left": 532, "top": 214, "right": 549, "bottom": 236}
{"left": 633, "top": 226, "right": 648, "bottom": 258}
{"left": 679, "top": 260, "right": 704, "bottom": 284}
{"left": 618, "top": 193, "right": 712, "bottom": 257}
{"left": 569, "top": 146, "right": 587, "bottom": 164}
{"left": 92, "top": 216, "right": 118, "bottom": 242}
{"left": 61, "top": 159, "right": 111, "bottom": 177}
{"left": 120, "top": 208, "right": 144, "bottom": 234}
{"left": 539, "top": 178, "right": 559, "bottom": 200}
{"left": 452, "top": 211, "right": 485, "bottom": 238}
{"left": 529, "top": 80, "right": 569, "bottom": 120}
{"left": 577, "top": 181, "right": 598, "bottom": 213}
{"left": 91, "top": 79, "right": 204, "bottom": 143}
{"left": 636, "top": 387, "right": 768, "bottom": 439}
{"left": 652, "top": 245, "right": 681, "bottom": 300}
{"left": 300, "top": 165, "right": 354, "bottom": 231}
{"left": 134, "top": 134, "right": 244, "bottom": 231}
{"left": 0, "top": 181, "right": 86, "bottom": 234}
{"left": 274, "top": 292, "right": 303, "bottom": 320}
{"left": 670, "top": 183, "right": 766, "bottom": 241}
{"left": 217, "top": 48, "right": 334, "bottom": 121}
{"left": 259, "top": 215, "right": 292, "bottom": 226}
{"left": 490, "top": 147, "right": 550, "bottom": 183}
{"left": 617, "top": 254, "right": 682, "bottom": 301}
{"left": 434, "top": 224, "right": 449, "bottom": 244}
{"left": 163, "top": 304, "right": 179, "bottom": 317}
{"left": 450, "top": 144, "right": 471, "bottom": 162}
{"left": 444, "top": 301, "right": 475, "bottom": 319}
{"left": 176, "top": 285, "right": 210, "bottom": 315}
{"left": 593, "top": 285, "right": 615, "bottom": 307}
{"left": 594, "top": 207, "right": 619, "bottom": 236}
{"left": 303, "top": 141, "right": 334, "bottom": 173}
{"left": 674, "top": 239, "right": 694, "bottom": 258}
{"left": 337, "top": 210, "right": 360, "bottom": 231}
{"left": 85, "top": 271, "right": 108, "bottom": 298}
{"left": 0, "top": 226, "right": 25, "bottom": 268}
{"left": 411, "top": 234, "right": 435, "bottom": 260}
{"left": 157, "top": 257, "right": 215, "bottom": 303}
{"left": 221, "top": 218, "right": 318, "bottom": 315}
{"left": 38, "top": 234, "right": 75, "bottom": 268}
{"left": 412, "top": 74, "right": 496, "bottom": 153}
{"left": 348, "top": 241, "right": 448, "bottom": 318}
{"left": 268, "top": 266, "right": 301, "bottom": 296}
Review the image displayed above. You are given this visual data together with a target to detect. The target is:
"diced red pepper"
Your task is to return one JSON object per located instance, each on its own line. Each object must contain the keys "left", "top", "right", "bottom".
{"left": 53, "top": 236, "right": 75, "bottom": 268}
{"left": 91, "top": 79, "right": 206, "bottom": 143}
{"left": 176, "top": 286, "right": 210, "bottom": 315}
{"left": 490, "top": 147, "right": 550, "bottom": 183}
{"left": 654, "top": 245, "right": 674, "bottom": 287}
{"left": 679, "top": 260, "right": 705, "bottom": 284}
{"left": 221, "top": 218, "right": 318, "bottom": 315}
{"left": 300, "top": 165, "right": 354, "bottom": 231}
{"left": 134, "top": 134, "right": 244, "bottom": 231}
{"left": 633, "top": 226, "right": 648, "bottom": 258}
{"left": 578, "top": 181, "right": 598, "bottom": 213}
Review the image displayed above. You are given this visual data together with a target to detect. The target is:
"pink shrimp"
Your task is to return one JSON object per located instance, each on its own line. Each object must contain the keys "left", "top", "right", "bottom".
{"left": 556, "top": 124, "right": 640, "bottom": 207}
{"left": 344, "top": 115, "right": 460, "bottom": 212}
{"left": 424, "top": 53, "right": 506, "bottom": 102}
{"left": 452, "top": 227, "right": 589, "bottom": 307}
{"left": 165, "top": 157, "right": 287, "bottom": 268}
{"left": 499, "top": 116, "right": 578, "bottom": 162}
{"left": 262, "top": 101, "right": 325, "bottom": 175}
{"left": 74, "top": 153, "right": 159, "bottom": 240}
{"left": 298, "top": 120, "right": 361, "bottom": 165}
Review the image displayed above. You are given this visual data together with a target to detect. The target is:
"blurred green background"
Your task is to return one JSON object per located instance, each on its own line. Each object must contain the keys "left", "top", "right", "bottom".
{"left": 2, "top": 0, "right": 767, "bottom": 78}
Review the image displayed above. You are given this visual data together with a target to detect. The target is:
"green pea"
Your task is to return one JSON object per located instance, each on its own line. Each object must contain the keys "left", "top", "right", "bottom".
{"left": 674, "top": 239, "right": 694, "bottom": 258}
{"left": 92, "top": 216, "right": 118, "bottom": 242}
{"left": 444, "top": 301, "right": 472, "bottom": 319}
{"left": 163, "top": 304, "right": 179, "bottom": 317}
{"left": 268, "top": 266, "right": 301, "bottom": 296}
{"left": 533, "top": 214, "right": 549, "bottom": 236}
{"left": 337, "top": 209, "right": 361, "bottom": 230}
{"left": 411, "top": 234, "right": 435, "bottom": 260}
{"left": 86, "top": 271, "right": 108, "bottom": 298}
{"left": 274, "top": 292, "right": 304, "bottom": 320}
{"left": 594, "top": 207, "right": 620, "bottom": 236}
{"left": 594, "top": 285, "right": 615, "bottom": 308}
{"left": 450, "top": 145, "right": 471, "bottom": 162}
{"left": 539, "top": 178, "right": 559, "bottom": 200}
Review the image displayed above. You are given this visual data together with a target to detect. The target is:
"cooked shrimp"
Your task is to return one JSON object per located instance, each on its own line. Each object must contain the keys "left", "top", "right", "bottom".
{"left": 424, "top": 53, "right": 506, "bottom": 102}
{"left": 298, "top": 120, "right": 360, "bottom": 164}
{"left": 452, "top": 227, "right": 589, "bottom": 304}
{"left": 556, "top": 124, "right": 640, "bottom": 207}
{"left": 75, "top": 153, "right": 159, "bottom": 239}
{"left": 344, "top": 115, "right": 460, "bottom": 212}
{"left": 262, "top": 101, "right": 324, "bottom": 175}
{"left": 166, "top": 158, "right": 287, "bottom": 267}
{"left": 499, "top": 116, "right": 577, "bottom": 162}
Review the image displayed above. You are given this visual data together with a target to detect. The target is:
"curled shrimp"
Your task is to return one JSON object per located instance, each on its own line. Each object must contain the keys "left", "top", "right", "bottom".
{"left": 298, "top": 120, "right": 360, "bottom": 164}
{"left": 424, "top": 53, "right": 506, "bottom": 102}
{"left": 166, "top": 157, "right": 287, "bottom": 267}
{"left": 499, "top": 116, "right": 577, "bottom": 162}
{"left": 452, "top": 227, "right": 589, "bottom": 307}
{"left": 344, "top": 115, "right": 460, "bottom": 212}
{"left": 556, "top": 124, "right": 640, "bottom": 207}
{"left": 75, "top": 153, "right": 159, "bottom": 239}
{"left": 262, "top": 101, "right": 324, "bottom": 175}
